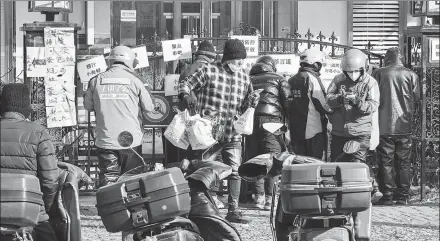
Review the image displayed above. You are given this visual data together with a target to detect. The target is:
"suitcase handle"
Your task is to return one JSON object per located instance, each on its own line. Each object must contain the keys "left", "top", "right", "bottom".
{"left": 315, "top": 187, "right": 344, "bottom": 192}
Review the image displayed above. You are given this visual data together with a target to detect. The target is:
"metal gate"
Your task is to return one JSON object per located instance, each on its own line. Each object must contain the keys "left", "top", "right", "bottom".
{"left": 73, "top": 23, "right": 386, "bottom": 192}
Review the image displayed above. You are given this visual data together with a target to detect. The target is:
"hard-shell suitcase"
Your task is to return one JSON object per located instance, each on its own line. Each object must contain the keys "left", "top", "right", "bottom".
{"left": 0, "top": 173, "right": 44, "bottom": 227}
{"left": 279, "top": 162, "right": 372, "bottom": 215}
{"left": 153, "top": 229, "right": 203, "bottom": 241}
{"left": 96, "top": 167, "right": 191, "bottom": 233}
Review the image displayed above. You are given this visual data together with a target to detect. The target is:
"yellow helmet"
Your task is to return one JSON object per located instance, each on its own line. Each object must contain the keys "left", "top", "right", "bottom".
{"left": 341, "top": 49, "right": 368, "bottom": 72}
{"left": 299, "top": 49, "right": 326, "bottom": 65}
{"left": 109, "top": 45, "right": 136, "bottom": 69}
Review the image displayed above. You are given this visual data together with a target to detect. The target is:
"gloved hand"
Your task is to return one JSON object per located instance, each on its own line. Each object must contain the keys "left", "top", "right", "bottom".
{"left": 249, "top": 89, "right": 263, "bottom": 108}
{"left": 346, "top": 94, "right": 361, "bottom": 107}
{"left": 337, "top": 94, "right": 350, "bottom": 105}
{"left": 183, "top": 94, "right": 197, "bottom": 114}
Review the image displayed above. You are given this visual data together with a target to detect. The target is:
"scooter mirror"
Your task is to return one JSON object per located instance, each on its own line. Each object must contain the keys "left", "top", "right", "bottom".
{"left": 118, "top": 131, "right": 134, "bottom": 147}
{"left": 343, "top": 140, "right": 361, "bottom": 154}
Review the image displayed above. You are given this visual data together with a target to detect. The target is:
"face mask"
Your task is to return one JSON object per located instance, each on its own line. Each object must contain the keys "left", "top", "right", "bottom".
{"left": 228, "top": 62, "right": 243, "bottom": 73}
{"left": 346, "top": 71, "right": 361, "bottom": 81}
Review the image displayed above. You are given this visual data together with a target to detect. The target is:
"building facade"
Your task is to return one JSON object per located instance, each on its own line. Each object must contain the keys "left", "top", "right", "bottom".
{"left": 1, "top": 1, "right": 431, "bottom": 83}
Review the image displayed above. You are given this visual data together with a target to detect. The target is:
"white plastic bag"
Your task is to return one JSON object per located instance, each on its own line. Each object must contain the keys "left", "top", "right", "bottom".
{"left": 186, "top": 114, "right": 217, "bottom": 150}
{"left": 233, "top": 107, "right": 255, "bottom": 135}
{"left": 369, "top": 110, "right": 379, "bottom": 150}
{"left": 164, "top": 110, "right": 190, "bottom": 150}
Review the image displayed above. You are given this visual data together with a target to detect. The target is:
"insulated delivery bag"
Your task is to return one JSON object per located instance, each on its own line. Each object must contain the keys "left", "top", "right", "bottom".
{"left": 96, "top": 167, "right": 191, "bottom": 232}
{"left": 279, "top": 162, "right": 372, "bottom": 215}
{"left": 0, "top": 174, "right": 44, "bottom": 228}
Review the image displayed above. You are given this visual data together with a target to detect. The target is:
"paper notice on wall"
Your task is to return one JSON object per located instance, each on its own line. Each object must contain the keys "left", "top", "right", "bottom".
{"left": 26, "top": 47, "right": 47, "bottom": 77}
{"left": 44, "top": 27, "right": 75, "bottom": 47}
{"left": 46, "top": 103, "right": 77, "bottom": 128}
{"left": 132, "top": 46, "right": 150, "bottom": 69}
{"left": 45, "top": 46, "right": 76, "bottom": 66}
{"left": 142, "top": 128, "right": 164, "bottom": 155}
{"left": 242, "top": 57, "right": 258, "bottom": 74}
{"left": 164, "top": 74, "right": 180, "bottom": 96}
{"left": 44, "top": 65, "right": 75, "bottom": 84}
{"left": 321, "top": 58, "right": 343, "bottom": 81}
{"left": 231, "top": 35, "right": 259, "bottom": 57}
{"left": 162, "top": 38, "right": 192, "bottom": 62}
{"left": 45, "top": 81, "right": 76, "bottom": 107}
{"left": 77, "top": 55, "right": 108, "bottom": 82}
{"left": 268, "top": 54, "right": 300, "bottom": 75}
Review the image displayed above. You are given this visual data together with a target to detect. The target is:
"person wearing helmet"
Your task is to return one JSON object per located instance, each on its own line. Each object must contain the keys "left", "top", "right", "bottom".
{"left": 246, "top": 55, "right": 293, "bottom": 210}
{"left": 84, "top": 45, "right": 155, "bottom": 188}
{"left": 372, "top": 47, "right": 420, "bottom": 205}
{"left": 326, "top": 48, "right": 382, "bottom": 202}
{"left": 288, "top": 49, "right": 333, "bottom": 160}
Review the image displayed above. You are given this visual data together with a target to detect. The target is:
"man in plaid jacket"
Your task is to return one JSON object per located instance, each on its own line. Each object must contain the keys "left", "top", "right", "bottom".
{"left": 179, "top": 39, "right": 259, "bottom": 224}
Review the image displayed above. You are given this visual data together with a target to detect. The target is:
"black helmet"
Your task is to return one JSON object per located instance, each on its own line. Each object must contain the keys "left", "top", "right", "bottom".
{"left": 256, "top": 55, "right": 277, "bottom": 72}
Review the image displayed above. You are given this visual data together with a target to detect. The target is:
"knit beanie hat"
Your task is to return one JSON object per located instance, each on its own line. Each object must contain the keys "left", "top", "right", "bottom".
{"left": 221, "top": 39, "right": 247, "bottom": 62}
{"left": 196, "top": 40, "right": 216, "bottom": 59}
{"left": 0, "top": 83, "right": 32, "bottom": 118}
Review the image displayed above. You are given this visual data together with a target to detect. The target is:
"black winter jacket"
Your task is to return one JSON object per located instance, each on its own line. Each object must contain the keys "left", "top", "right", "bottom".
{"left": 1, "top": 112, "right": 59, "bottom": 219}
{"left": 372, "top": 54, "right": 421, "bottom": 135}
{"left": 249, "top": 63, "right": 293, "bottom": 119}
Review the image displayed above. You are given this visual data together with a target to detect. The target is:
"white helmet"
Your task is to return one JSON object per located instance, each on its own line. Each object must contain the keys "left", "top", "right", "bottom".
{"left": 109, "top": 45, "right": 137, "bottom": 69}
{"left": 300, "top": 49, "right": 326, "bottom": 65}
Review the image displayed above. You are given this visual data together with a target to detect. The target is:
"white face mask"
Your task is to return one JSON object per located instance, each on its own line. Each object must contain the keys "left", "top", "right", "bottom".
{"left": 228, "top": 63, "right": 242, "bottom": 73}
{"left": 346, "top": 71, "right": 361, "bottom": 81}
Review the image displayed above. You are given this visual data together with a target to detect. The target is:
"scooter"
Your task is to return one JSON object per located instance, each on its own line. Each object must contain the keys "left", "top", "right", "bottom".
{"left": 1, "top": 130, "right": 92, "bottom": 241}
{"left": 239, "top": 140, "right": 373, "bottom": 241}
{"left": 96, "top": 131, "right": 241, "bottom": 241}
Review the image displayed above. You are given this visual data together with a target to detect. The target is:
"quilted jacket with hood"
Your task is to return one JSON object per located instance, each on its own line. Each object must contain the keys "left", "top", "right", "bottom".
{"left": 371, "top": 49, "right": 421, "bottom": 135}
{"left": 249, "top": 63, "right": 293, "bottom": 120}
{"left": 1, "top": 111, "right": 59, "bottom": 222}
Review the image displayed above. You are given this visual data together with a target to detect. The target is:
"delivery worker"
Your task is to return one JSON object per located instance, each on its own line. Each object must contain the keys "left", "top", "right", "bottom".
{"left": 372, "top": 47, "right": 421, "bottom": 205}
{"left": 288, "top": 49, "right": 333, "bottom": 160}
{"left": 1, "top": 83, "right": 59, "bottom": 241}
{"left": 84, "top": 45, "right": 155, "bottom": 188}
{"left": 247, "top": 55, "right": 292, "bottom": 210}
{"left": 326, "top": 48, "right": 383, "bottom": 203}
{"left": 179, "top": 39, "right": 259, "bottom": 224}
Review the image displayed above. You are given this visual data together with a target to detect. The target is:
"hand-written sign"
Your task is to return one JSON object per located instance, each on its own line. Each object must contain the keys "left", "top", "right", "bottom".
{"left": 45, "top": 65, "right": 75, "bottom": 84}
{"left": 44, "top": 27, "right": 75, "bottom": 47}
{"left": 164, "top": 74, "right": 180, "bottom": 96}
{"left": 230, "top": 35, "right": 259, "bottom": 57}
{"left": 162, "top": 38, "right": 192, "bottom": 62}
{"left": 46, "top": 103, "right": 77, "bottom": 128}
{"left": 268, "top": 54, "right": 300, "bottom": 75}
{"left": 26, "top": 47, "right": 47, "bottom": 77}
{"left": 132, "top": 46, "right": 150, "bottom": 69}
{"left": 242, "top": 57, "right": 258, "bottom": 74}
{"left": 45, "top": 46, "right": 76, "bottom": 66}
{"left": 45, "top": 82, "right": 76, "bottom": 106}
{"left": 321, "top": 58, "right": 342, "bottom": 80}
{"left": 77, "top": 55, "right": 108, "bottom": 83}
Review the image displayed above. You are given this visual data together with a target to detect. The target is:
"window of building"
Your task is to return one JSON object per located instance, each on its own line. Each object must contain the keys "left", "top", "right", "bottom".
{"left": 352, "top": 1, "right": 400, "bottom": 63}
{"left": 181, "top": 2, "right": 201, "bottom": 36}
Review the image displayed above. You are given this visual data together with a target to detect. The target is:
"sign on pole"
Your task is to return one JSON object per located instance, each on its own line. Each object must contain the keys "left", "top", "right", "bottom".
{"left": 268, "top": 54, "right": 300, "bottom": 75}
{"left": 230, "top": 35, "right": 259, "bottom": 57}
{"left": 132, "top": 46, "right": 150, "bottom": 69}
{"left": 162, "top": 38, "right": 192, "bottom": 62}
{"left": 77, "top": 55, "right": 108, "bottom": 83}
